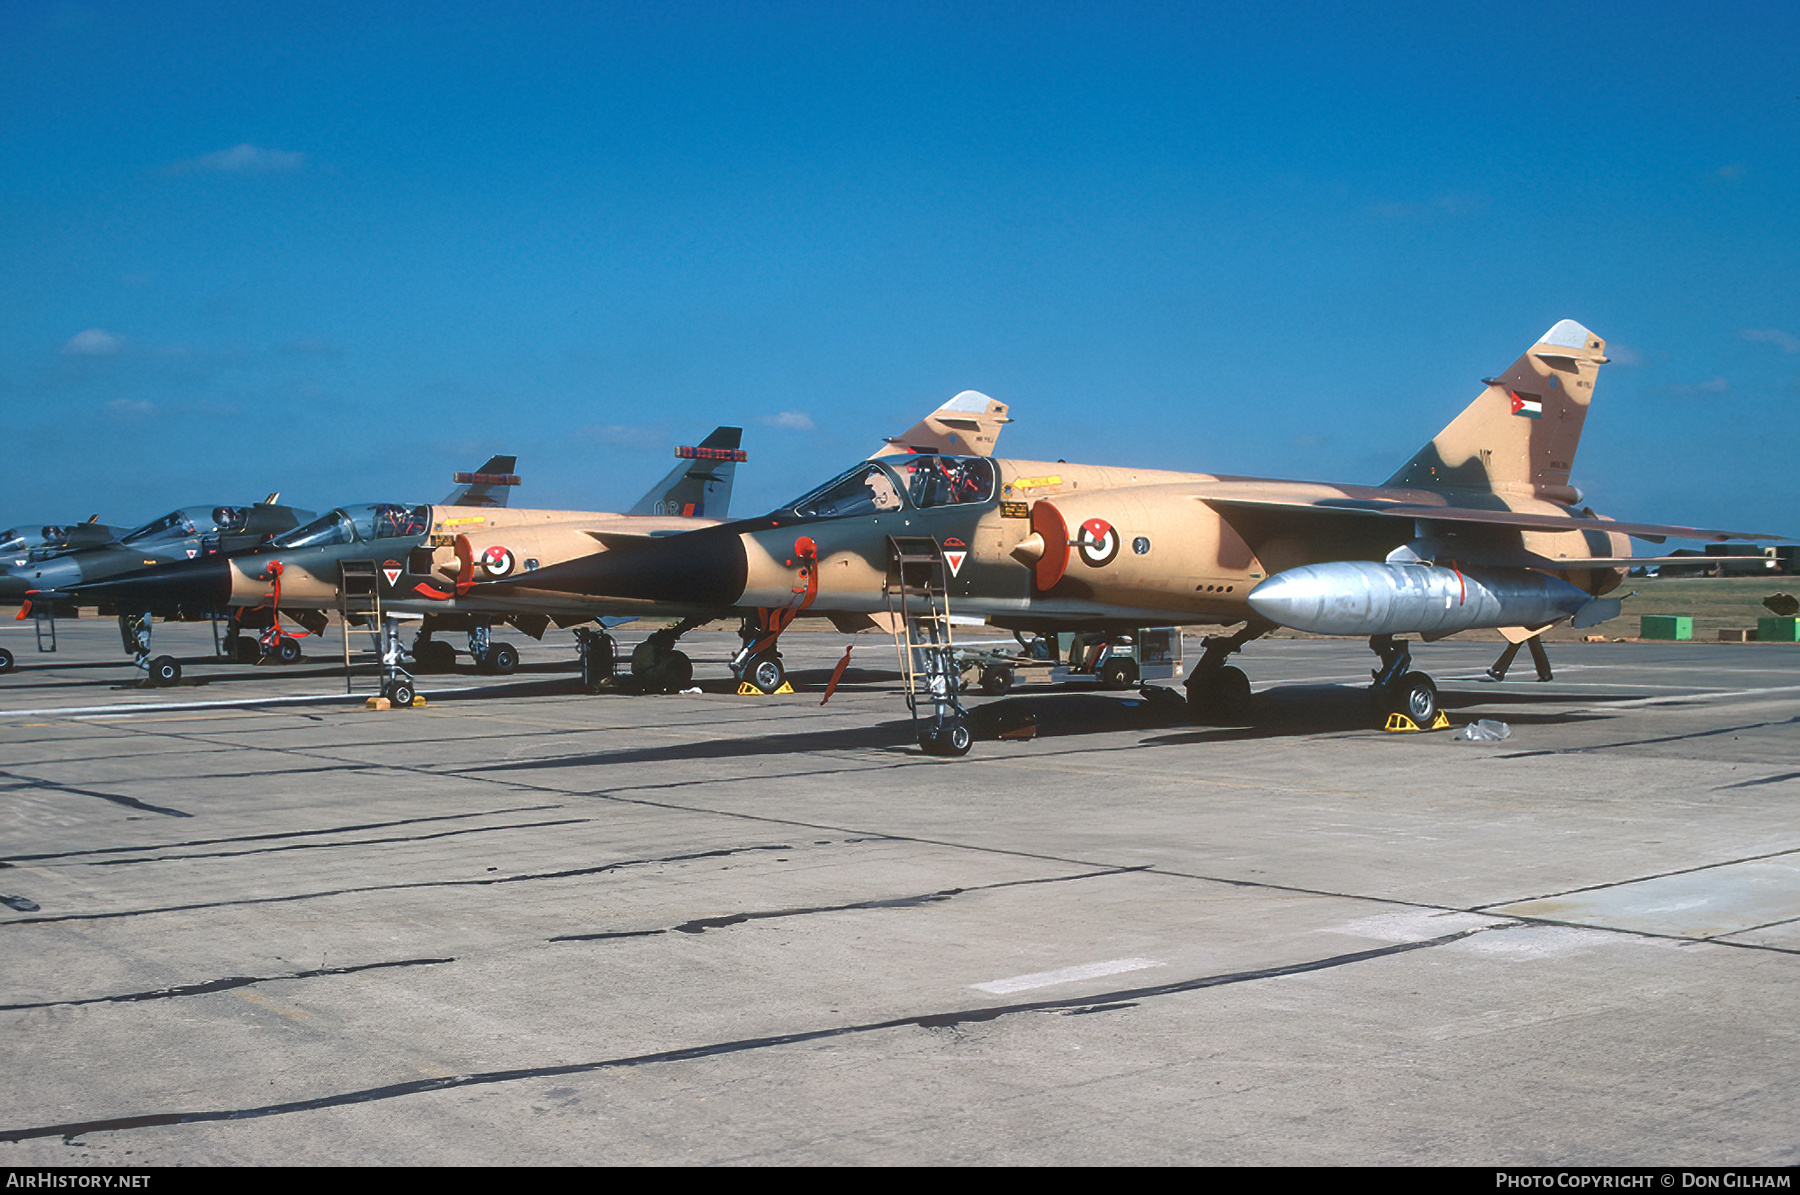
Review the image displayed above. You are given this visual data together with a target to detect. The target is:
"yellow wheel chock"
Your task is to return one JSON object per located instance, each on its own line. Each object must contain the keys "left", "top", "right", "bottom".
{"left": 1384, "top": 710, "right": 1450, "bottom": 732}
{"left": 736, "top": 681, "right": 795, "bottom": 696}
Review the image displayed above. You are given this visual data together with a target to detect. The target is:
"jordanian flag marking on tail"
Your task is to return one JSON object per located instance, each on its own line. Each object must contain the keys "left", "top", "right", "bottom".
{"left": 1509, "top": 390, "right": 1543, "bottom": 418}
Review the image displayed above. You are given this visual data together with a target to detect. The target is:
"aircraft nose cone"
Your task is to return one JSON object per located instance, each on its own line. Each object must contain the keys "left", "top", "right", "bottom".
{"left": 71, "top": 557, "right": 232, "bottom": 611}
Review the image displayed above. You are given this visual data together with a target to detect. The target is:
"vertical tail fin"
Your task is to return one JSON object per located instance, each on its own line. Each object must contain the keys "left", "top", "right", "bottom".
{"left": 442, "top": 455, "right": 521, "bottom": 507}
{"left": 627, "top": 427, "right": 744, "bottom": 518}
{"left": 1385, "top": 320, "right": 1607, "bottom": 503}
{"left": 873, "top": 390, "right": 1011, "bottom": 458}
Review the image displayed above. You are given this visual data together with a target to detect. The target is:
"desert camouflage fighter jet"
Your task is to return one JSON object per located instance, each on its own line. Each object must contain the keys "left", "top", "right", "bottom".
{"left": 72, "top": 393, "right": 1014, "bottom": 697}
{"left": 471, "top": 321, "right": 1777, "bottom": 754}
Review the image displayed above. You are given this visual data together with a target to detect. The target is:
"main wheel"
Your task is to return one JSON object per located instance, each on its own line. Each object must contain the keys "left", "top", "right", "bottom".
{"left": 920, "top": 718, "right": 973, "bottom": 757}
{"left": 386, "top": 680, "right": 415, "bottom": 708}
{"left": 275, "top": 637, "right": 302, "bottom": 664}
{"left": 487, "top": 642, "right": 519, "bottom": 675}
{"left": 0, "top": 646, "right": 13, "bottom": 674}
{"left": 1395, "top": 671, "right": 1438, "bottom": 725}
{"left": 746, "top": 653, "right": 785, "bottom": 694}
{"left": 1187, "top": 665, "right": 1251, "bottom": 722}
{"left": 1099, "top": 658, "right": 1139, "bottom": 690}
{"left": 149, "top": 655, "right": 181, "bottom": 686}
{"left": 654, "top": 649, "right": 693, "bottom": 692}
{"left": 980, "top": 665, "right": 1014, "bottom": 696}
{"left": 234, "top": 638, "right": 260, "bottom": 664}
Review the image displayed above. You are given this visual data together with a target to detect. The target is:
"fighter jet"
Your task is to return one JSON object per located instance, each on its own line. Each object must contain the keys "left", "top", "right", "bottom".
{"left": 476, "top": 321, "right": 1777, "bottom": 754}
{"left": 14, "top": 456, "right": 520, "bottom": 682}
{"left": 0, "top": 496, "right": 315, "bottom": 675}
{"left": 1, "top": 516, "right": 125, "bottom": 568}
{"left": 66, "top": 434, "right": 745, "bottom": 685}
{"left": 70, "top": 393, "right": 1015, "bottom": 697}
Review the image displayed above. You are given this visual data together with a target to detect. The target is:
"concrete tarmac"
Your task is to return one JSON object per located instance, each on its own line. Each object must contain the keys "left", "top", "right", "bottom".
{"left": 0, "top": 620, "right": 1795, "bottom": 1165}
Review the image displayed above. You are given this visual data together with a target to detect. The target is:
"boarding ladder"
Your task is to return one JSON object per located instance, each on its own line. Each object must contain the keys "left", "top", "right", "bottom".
{"left": 337, "top": 560, "right": 384, "bottom": 694}
{"left": 884, "top": 536, "right": 970, "bottom": 754}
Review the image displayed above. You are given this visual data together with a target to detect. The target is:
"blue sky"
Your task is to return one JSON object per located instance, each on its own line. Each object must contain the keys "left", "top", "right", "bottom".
{"left": 3, "top": 1, "right": 1795, "bottom": 536}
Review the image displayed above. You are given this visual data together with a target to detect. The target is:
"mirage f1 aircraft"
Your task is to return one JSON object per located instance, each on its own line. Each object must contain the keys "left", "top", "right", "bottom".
{"left": 38, "top": 456, "right": 520, "bottom": 683}
{"left": 70, "top": 392, "right": 1014, "bottom": 697}
{"left": 469, "top": 321, "right": 1777, "bottom": 754}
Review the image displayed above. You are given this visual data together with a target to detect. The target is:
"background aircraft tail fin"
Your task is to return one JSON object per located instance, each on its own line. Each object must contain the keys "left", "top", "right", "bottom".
{"left": 1384, "top": 320, "right": 1607, "bottom": 504}
{"left": 626, "top": 427, "right": 744, "bottom": 518}
{"left": 442, "top": 455, "right": 521, "bottom": 507}
{"left": 873, "top": 390, "right": 1011, "bottom": 458}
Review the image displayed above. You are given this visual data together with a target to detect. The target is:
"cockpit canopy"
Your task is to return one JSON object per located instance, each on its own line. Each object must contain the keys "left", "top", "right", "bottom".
{"left": 267, "top": 503, "right": 430, "bottom": 550}
{"left": 121, "top": 507, "right": 210, "bottom": 546}
{"left": 786, "top": 456, "right": 996, "bottom": 519}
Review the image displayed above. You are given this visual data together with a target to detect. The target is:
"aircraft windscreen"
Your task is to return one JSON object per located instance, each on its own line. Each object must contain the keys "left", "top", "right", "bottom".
{"left": 789, "top": 463, "right": 910, "bottom": 519}
{"left": 886, "top": 455, "right": 996, "bottom": 509}
{"left": 270, "top": 510, "right": 355, "bottom": 550}
{"left": 121, "top": 509, "right": 200, "bottom": 545}
{"left": 0, "top": 530, "right": 25, "bottom": 554}
{"left": 347, "top": 503, "right": 430, "bottom": 540}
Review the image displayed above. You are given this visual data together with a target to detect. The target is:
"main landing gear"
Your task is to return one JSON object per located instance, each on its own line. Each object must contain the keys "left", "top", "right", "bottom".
{"left": 466, "top": 621, "right": 519, "bottom": 675}
{"left": 574, "top": 626, "right": 617, "bottom": 693}
{"left": 119, "top": 612, "right": 181, "bottom": 688}
{"left": 1368, "top": 634, "right": 1439, "bottom": 726}
{"left": 1184, "top": 618, "right": 1272, "bottom": 723}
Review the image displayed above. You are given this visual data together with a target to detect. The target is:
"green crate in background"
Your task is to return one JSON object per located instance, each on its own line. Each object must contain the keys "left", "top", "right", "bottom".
{"left": 1756, "top": 616, "right": 1800, "bottom": 643}
{"left": 1640, "top": 615, "right": 1692, "bottom": 640}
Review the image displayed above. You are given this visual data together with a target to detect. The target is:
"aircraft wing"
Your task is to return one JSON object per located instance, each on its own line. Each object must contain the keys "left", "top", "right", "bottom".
{"left": 1190, "top": 488, "right": 1781, "bottom": 544}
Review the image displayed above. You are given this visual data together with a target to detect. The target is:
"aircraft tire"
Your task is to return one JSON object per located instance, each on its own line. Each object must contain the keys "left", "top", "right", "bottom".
{"left": 487, "top": 642, "right": 519, "bottom": 675}
{"left": 1187, "top": 666, "right": 1250, "bottom": 723}
{"left": 746, "top": 653, "right": 785, "bottom": 694}
{"left": 149, "top": 655, "right": 181, "bottom": 687}
{"left": 275, "top": 638, "right": 303, "bottom": 664}
{"left": 980, "top": 665, "right": 1014, "bottom": 696}
{"left": 655, "top": 650, "right": 694, "bottom": 692}
{"left": 0, "top": 646, "right": 14, "bottom": 674}
{"left": 1100, "top": 658, "right": 1139, "bottom": 690}
{"left": 386, "top": 680, "right": 415, "bottom": 709}
{"left": 920, "top": 718, "right": 973, "bottom": 757}
{"left": 1397, "top": 671, "right": 1438, "bottom": 725}
{"left": 234, "top": 638, "right": 261, "bottom": 664}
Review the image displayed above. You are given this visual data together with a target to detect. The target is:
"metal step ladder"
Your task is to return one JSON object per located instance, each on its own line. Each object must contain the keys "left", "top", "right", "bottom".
{"left": 337, "top": 560, "right": 387, "bottom": 695}
{"left": 884, "top": 536, "right": 972, "bottom": 756}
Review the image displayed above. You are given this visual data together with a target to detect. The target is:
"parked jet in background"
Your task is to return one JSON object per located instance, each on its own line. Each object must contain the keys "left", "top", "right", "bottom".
{"left": 65, "top": 432, "right": 744, "bottom": 683}
{"left": 473, "top": 321, "right": 1776, "bottom": 753}
{"left": 1, "top": 516, "right": 125, "bottom": 567}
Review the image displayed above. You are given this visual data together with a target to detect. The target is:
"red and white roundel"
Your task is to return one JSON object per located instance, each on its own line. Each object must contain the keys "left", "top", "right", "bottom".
{"left": 1076, "top": 518, "right": 1119, "bottom": 567}
{"left": 480, "top": 544, "right": 516, "bottom": 577}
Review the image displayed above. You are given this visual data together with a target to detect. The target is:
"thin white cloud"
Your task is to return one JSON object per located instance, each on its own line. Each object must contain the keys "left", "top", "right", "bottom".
{"left": 104, "top": 398, "right": 159, "bottom": 417}
{"left": 167, "top": 144, "right": 307, "bottom": 175}
{"left": 1366, "top": 193, "right": 1483, "bottom": 220}
{"left": 761, "top": 411, "right": 817, "bottom": 431}
{"left": 1665, "top": 377, "right": 1730, "bottom": 397}
{"left": 1740, "top": 328, "right": 1800, "bottom": 354}
{"left": 61, "top": 328, "right": 125, "bottom": 355}
{"left": 571, "top": 423, "right": 665, "bottom": 449}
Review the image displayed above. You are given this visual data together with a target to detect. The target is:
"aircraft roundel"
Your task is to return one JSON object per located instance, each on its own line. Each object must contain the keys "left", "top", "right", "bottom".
{"left": 481, "top": 545, "right": 515, "bottom": 578}
{"left": 1076, "top": 518, "right": 1119, "bottom": 568}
